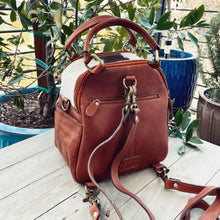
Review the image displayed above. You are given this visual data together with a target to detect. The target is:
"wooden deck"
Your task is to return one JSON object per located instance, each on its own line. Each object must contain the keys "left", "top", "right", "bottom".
{"left": 0, "top": 130, "right": 219, "bottom": 220}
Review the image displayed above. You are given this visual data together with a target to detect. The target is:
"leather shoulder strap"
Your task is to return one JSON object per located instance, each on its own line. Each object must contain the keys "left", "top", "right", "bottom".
{"left": 154, "top": 164, "right": 220, "bottom": 220}
{"left": 111, "top": 108, "right": 155, "bottom": 220}
{"left": 87, "top": 107, "right": 156, "bottom": 220}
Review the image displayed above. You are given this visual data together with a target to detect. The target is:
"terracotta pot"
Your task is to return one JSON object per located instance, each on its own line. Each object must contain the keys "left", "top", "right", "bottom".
{"left": 197, "top": 88, "right": 220, "bottom": 145}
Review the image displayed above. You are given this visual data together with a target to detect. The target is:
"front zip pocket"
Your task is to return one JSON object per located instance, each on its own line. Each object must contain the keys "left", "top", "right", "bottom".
{"left": 85, "top": 93, "right": 160, "bottom": 117}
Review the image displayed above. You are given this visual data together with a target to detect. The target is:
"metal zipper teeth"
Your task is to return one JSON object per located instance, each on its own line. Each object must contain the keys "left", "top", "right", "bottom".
{"left": 90, "top": 93, "right": 160, "bottom": 104}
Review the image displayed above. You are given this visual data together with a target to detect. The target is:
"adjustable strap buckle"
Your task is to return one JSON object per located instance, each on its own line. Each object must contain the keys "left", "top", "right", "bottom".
{"left": 154, "top": 164, "right": 170, "bottom": 181}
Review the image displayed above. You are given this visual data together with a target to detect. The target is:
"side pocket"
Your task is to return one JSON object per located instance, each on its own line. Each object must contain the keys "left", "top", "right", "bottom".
{"left": 54, "top": 105, "right": 82, "bottom": 182}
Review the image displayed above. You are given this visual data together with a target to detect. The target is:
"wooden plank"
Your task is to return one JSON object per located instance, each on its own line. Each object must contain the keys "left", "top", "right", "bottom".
{"left": 208, "top": 169, "right": 220, "bottom": 185}
{"left": 0, "top": 132, "right": 219, "bottom": 220}
{"left": 0, "top": 147, "right": 65, "bottom": 200}
{"left": 36, "top": 192, "right": 92, "bottom": 220}
{"left": 0, "top": 129, "right": 54, "bottom": 170}
{"left": 0, "top": 166, "right": 82, "bottom": 220}
{"left": 34, "top": 138, "right": 196, "bottom": 219}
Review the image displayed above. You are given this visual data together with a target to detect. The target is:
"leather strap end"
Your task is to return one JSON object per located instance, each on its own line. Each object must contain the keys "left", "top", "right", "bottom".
{"left": 90, "top": 202, "right": 101, "bottom": 220}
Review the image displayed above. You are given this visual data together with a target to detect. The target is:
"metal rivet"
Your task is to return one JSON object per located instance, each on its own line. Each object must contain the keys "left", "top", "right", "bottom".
{"left": 93, "top": 211, "right": 98, "bottom": 218}
{"left": 174, "top": 183, "right": 179, "bottom": 188}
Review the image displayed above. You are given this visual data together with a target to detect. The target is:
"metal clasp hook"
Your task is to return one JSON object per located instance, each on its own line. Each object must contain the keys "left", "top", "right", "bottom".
{"left": 123, "top": 77, "right": 138, "bottom": 112}
{"left": 83, "top": 185, "right": 100, "bottom": 205}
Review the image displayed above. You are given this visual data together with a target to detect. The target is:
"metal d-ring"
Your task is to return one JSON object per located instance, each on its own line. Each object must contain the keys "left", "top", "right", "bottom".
{"left": 155, "top": 49, "right": 159, "bottom": 63}
{"left": 84, "top": 54, "right": 104, "bottom": 73}
{"left": 61, "top": 99, "right": 70, "bottom": 111}
{"left": 122, "top": 40, "right": 137, "bottom": 53}
{"left": 123, "top": 77, "right": 137, "bottom": 90}
{"left": 85, "top": 185, "right": 100, "bottom": 196}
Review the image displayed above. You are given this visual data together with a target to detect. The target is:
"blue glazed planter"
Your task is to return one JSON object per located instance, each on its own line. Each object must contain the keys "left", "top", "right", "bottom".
{"left": 160, "top": 49, "right": 198, "bottom": 113}
{"left": 0, "top": 88, "right": 53, "bottom": 149}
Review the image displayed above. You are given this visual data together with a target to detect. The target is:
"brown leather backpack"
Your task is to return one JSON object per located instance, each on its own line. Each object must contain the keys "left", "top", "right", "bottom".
{"left": 54, "top": 16, "right": 220, "bottom": 220}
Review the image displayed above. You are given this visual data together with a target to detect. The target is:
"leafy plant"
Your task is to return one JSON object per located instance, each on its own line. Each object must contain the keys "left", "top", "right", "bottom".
{"left": 169, "top": 107, "right": 203, "bottom": 155}
{"left": 199, "top": 11, "right": 220, "bottom": 102}
{"left": 0, "top": 0, "right": 208, "bottom": 122}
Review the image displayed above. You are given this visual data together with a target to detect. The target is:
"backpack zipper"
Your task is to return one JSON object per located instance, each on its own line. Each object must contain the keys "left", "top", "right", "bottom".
{"left": 86, "top": 93, "right": 160, "bottom": 117}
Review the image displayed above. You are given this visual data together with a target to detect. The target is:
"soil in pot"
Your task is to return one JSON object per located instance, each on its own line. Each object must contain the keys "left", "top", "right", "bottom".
{"left": 204, "top": 89, "right": 220, "bottom": 104}
{"left": 0, "top": 98, "right": 54, "bottom": 129}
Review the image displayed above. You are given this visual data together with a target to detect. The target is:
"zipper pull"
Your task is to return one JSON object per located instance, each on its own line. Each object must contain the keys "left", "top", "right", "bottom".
{"left": 86, "top": 99, "right": 101, "bottom": 117}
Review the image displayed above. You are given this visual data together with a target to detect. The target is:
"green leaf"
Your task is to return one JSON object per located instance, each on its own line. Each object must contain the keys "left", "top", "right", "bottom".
{"left": 178, "top": 145, "right": 186, "bottom": 155}
{"left": 8, "top": 75, "right": 23, "bottom": 85}
{"left": 186, "top": 142, "right": 204, "bottom": 151}
{"left": 185, "top": 119, "right": 200, "bottom": 142}
{"left": 60, "top": 32, "right": 66, "bottom": 45}
{"left": 157, "top": 21, "right": 174, "bottom": 30}
{"left": 11, "top": 0, "right": 17, "bottom": 10}
{"left": 18, "top": 1, "right": 25, "bottom": 13}
{"left": 189, "top": 136, "right": 203, "bottom": 144}
{"left": 50, "top": 2, "right": 60, "bottom": 10}
{"left": 173, "top": 22, "right": 177, "bottom": 30}
{"left": 62, "top": 24, "right": 73, "bottom": 36}
{"left": 180, "top": 5, "right": 204, "bottom": 28}
{"left": 169, "top": 112, "right": 174, "bottom": 121}
{"left": 10, "top": 10, "right": 17, "bottom": 22}
{"left": 54, "top": 9, "right": 62, "bottom": 29}
{"left": 196, "top": 20, "right": 209, "bottom": 28}
{"left": 172, "top": 129, "right": 183, "bottom": 139}
{"left": 113, "top": 38, "right": 122, "bottom": 51}
{"left": 157, "top": 11, "right": 172, "bottom": 30}
{"left": 158, "top": 11, "right": 171, "bottom": 24}
{"left": 19, "top": 13, "right": 32, "bottom": 31}
{"left": 110, "top": 1, "right": 121, "bottom": 17}
{"left": 8, "top": 35, "right": 20, "bottom": 46}
{"left": 195, "top": 30, "right": 210, "bottom": 37}
{"left": 127, "top": 2, "right": 136, "bottom": 21}
{"left": 149, "top": 7, "right": 155, "bottom": 25}
{"left": 188, "top": 9, "right": 197, "bottom": 25}
{"left": 27, "top": 45, "right": 34, "bottom": 49}
{"left": 0, "top": 11, "right": 7, "bottom": 16}
{"left": 103, "top": 39, "right": 113, "bottom": 52}
{"left": 181, "top": 111, "right": 191, "bottom": 131}
{"left": 35, "top": 59, "right": 48, "bottom": 69}
{"left": 185, "top": 128, "right": 193, "bottom": 143}
{"left": 194, "top": 5, "right": 205, "bottom": 24}
{"left": 180, "top": 14, "right": 191, "bottom": 28}
{"left": 187, "top": 32, "right": 199, "bottom": 48}
{"left": 177, "top": 36, "right": 184, "bottom": 51}
{"left": 178, "top": 31, "right": 185, "bottom": 40}
{"left": 13, "top": 95, "right": 24, "bottom": 110}
{"left": 174, "top": 109, "right": 183, "bottom": 127}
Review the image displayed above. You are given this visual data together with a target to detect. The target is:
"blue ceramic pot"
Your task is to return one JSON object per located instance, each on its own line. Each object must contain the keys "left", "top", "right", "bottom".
{"left": 160, "top": 49, "right": 198, "bottom": 114}
{"left": 0, "top": 88, "right": 53, "bottom": 149}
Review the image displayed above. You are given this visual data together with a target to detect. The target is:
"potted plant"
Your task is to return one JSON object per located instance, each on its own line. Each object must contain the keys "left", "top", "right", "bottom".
{"left": 197, "top": 11, "right": 220, "bottom": 146}
{"left": 0, "top": 0, "right": 207, "bottom": 148}
{"left": 99, "top": 0, "right": 208, "bottom": 113}
{"left": 157, "top": 0, "right": 208, "bottom": 113}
